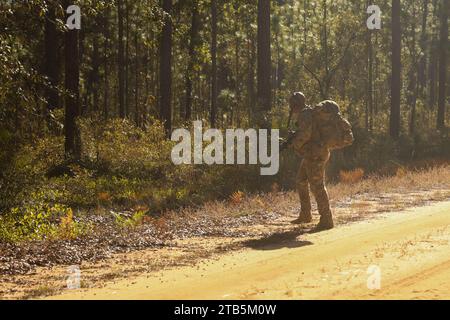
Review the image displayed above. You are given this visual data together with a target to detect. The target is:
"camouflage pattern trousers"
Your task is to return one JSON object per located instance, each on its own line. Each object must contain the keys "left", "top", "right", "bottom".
{"left": 296, "top": 153, "right": 332, "bottom": 220}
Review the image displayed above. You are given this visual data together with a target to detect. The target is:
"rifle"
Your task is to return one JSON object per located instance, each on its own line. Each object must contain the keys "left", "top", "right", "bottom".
{"left": 279, "top": 131, "right": 297, "bottom": 152}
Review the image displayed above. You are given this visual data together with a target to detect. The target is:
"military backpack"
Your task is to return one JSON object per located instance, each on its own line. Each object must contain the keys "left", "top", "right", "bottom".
{"left": 312, "top": 100, "right": 354, "bottom": 150}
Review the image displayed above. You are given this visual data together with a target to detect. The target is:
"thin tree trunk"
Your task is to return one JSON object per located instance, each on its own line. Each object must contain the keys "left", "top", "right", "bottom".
{"left": 368, "top": 29, "right": 373, "bottom": 131}
{"left": 303, "top": 0, "right": 307, "bottom": 66}
{"left": 323, "top": 0, "right": 329, "bottom": 93}
{"left": 367, "top": 0, "right": 374, "bottom": 131}
{"left": 418, "top": 0, "right": 429, "bottom": 92}
{"left": 257, "top": 0, "right": 272, "bottom": 128}
{"left": 92, "top": 34, "right": 100, "bottom": 111}
{"left": 185, "top": 2, "right": 199, "bottom": 121}
{"left": 390, "top": 0, "right": 402, "bottom": 139}
{"left": 103, "top": 7, "right": 110, "bottom": 120}
{"left": 78, "top": 25, "right": 87, "bottom": 115}
{"left": 408, "top": 2, "right": 418, "bottom": 135}
{"left": 160, "top": 0, "right": 172, "bottom": 135}
{"left": 135, "top": 30, "right": 140, "bottom": 126}
{"left": 374, "top": 32, "right": 379, "bottom": 115}
{"left": 429, "top": 0, "right": 439, "bottom": 108}
{"left": 118, "top": 0, "right": 126, "bottom": 118}
{"left": 144, "top": 23, "right": 150, "bottom": 103}
{"left": 64, "top": 0, "right": 80, "bottom": 159}
{"left": 429, "top": 36, "right": 438, "bottom": 108}
{"left": 437, "top": 0, "right": 448, "bottom": 128}
{"left": 43, "top": 1, "right": 60, "bottom": 128}
{"left": 210, "top": 0, "right": 218, "bottom": 127}
{"left": 247, "top": 31, "right": 256, "bottom": 120}
{"left": 234, "top": 7, "right": 241, "bottom": 126}
{"left": 125, "top": 0, "right": 130, "bottom": 118}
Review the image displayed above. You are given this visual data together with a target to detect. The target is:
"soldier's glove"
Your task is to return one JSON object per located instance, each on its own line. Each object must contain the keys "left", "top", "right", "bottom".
{"left": 279, "top": 132, "right": 296, "bottom": 152}
{"left": 279, "top": 138, "right": 287, "bottom": 152}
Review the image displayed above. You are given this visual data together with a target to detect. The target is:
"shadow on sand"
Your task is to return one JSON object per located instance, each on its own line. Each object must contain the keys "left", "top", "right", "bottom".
{"left": 242, "top": 228, "right": 313, "bottom": 251}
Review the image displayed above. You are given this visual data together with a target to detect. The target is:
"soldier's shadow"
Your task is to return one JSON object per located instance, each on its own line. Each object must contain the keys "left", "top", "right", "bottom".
{"left": 242, "top": 228, "right": 313, "bottom": 251}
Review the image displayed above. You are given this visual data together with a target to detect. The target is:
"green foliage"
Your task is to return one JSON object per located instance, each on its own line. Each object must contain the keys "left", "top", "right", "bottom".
{"left": 114, "top": 210, "right": 146, "bottom": 230}
{"left": 0, "top": 191, "right": 87, "bottom": 243}
{"left": 78, "top": 115, "right": 172, "bottom": 178}
{"left": 0, "top": 117, "right": 282, "bottom": 233}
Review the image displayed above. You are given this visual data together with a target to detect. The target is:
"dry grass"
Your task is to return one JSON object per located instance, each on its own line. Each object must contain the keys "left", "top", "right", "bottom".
{"left": 328, "top": 165, "right": 450, "bottom": 202}
{"left": 159, "top": 165, "right": 450, "bottom": 227}
{"left": 339, "top": 168, "right": 365, "bottom": 184}
{"left": 230, "top": 191, "right": 245, "bottom": 205}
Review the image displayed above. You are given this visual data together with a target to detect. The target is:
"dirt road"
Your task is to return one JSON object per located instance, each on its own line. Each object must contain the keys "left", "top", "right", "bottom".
{"left": 48, "top": 201, "right": 450, "bottom": 300}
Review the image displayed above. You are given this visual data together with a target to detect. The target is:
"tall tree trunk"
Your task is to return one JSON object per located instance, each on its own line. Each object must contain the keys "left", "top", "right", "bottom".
{"left": 437, "top": 0, "right": 448, "bottom": 129}
{"left": 103, "top": 7, "right": 110, "bottom": 120}
{"left": 118, "top": 0, "right": 126, "bottom": 118}
{"left": 144, "top": 23, "right": 150, "bottom": 103}
{"left": 390, "top": 0, "right": 402, "bottom": 139}
{"left": 368, "top": 26, "right": 374, "bottom": 130}
{"left": 92, "top": 34, "right": 100, "bottom": 111}
{"left": 210, "top": 0, "right": 218, "bottom": 127}
{"left": 257, "top": 0, "right": 272, "bottom": 128}
{"left": 367, "top": 0, "right": 374, "bottom": 131}
{"left": 135, "top": 30, "right": 140, "bottom": 126}
{"left": 418, "top": 0, "right": 429, "bottom": 92}
{"left": 43, "top": 1, "right": 60, "bottom": 128}
{"left": 322, "top": 0, "right": 329, "bottom": 96}
{"left": 78, "top": 26, "right": 87, "bottom": 115}
{"left": 234, "top": 6, "right": 241, "bottom": 126}
{"left": 251, "top": 36, "right": 256, "bottom": 116}
{"left": 429, "top": 36, "right": 438, "bottom": 107}
{"left": 125, "top": 0, "right": 130, "bottom": 117}
{"left": 64, "top": 0, "right": 80, "bottom": 159}
{"left": 85, "top": 21, "right": 100, "bottom": 114}
{"left": 303, "top": 0, "right": 307, "bottom": 66}
{"left": 160, "top": 0, "right": 172, "bottom": 135}
{"left": 185, "top": 2, "right": 199, "bottom": 121}
{"left": 429, "top": 0, "right": 439, "bottom": 108}
{"left": 408, "top": 2, "right": 418, "bottom": 135}
{"left": 374, "top": 32, "right": 379, "bottom": 115}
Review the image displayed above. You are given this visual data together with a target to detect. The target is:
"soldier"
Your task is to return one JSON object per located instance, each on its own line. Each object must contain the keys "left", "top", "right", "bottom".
{"left": 287, "top": 92, "right": 334, "bottom": 231}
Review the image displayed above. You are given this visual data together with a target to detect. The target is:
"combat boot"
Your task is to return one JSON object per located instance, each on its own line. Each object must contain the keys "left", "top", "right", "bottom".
{"left": 291, "top": 211, "right": 313, "bottom": 224}
{"left": 313, "top": 215, "right": 334, "bottom": 232}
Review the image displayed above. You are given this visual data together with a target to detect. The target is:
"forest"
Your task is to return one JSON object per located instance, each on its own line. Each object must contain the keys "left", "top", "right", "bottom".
{"left": 0, "top": 0, "right": 448, "bottom": 244}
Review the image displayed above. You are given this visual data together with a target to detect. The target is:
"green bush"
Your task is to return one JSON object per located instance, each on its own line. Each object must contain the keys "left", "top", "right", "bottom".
{"left": 114, "top": 210, "right": 146, "bottom": 230}
{"left": 0, "top": 191, "right": 87, "bottom": 243}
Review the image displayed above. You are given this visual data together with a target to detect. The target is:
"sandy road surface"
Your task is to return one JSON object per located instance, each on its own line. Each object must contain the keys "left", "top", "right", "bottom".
{"left": 48, "top": 201, "right": 450, "bottom": 300}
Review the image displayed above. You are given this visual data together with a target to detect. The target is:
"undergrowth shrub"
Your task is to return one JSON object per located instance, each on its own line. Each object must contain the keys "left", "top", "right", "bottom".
{"left": 113, "top": 210, "right": 146, "bottom": 230}
{"left": 0, "top": 191, "right": 88, "bottom": 242}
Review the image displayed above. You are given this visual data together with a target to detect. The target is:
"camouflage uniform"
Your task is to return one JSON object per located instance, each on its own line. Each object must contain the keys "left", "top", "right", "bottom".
{"left": 291, "top": 106, "right": 333, "bottom": 228}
